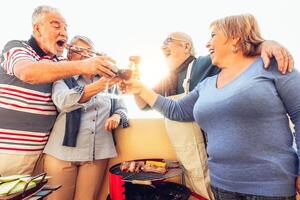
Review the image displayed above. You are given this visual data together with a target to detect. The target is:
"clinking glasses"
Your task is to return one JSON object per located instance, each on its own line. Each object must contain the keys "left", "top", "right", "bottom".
{"left": 64, "top": 43, "right": 132, "bottom": 79}
{"left": 64, "top": 43, "right": 133, "bottom": 99}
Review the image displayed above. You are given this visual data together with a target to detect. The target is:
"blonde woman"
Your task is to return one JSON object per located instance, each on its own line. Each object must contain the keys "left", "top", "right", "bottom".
{"left": 123, "top": 14, "right": 299, "bottom": 199}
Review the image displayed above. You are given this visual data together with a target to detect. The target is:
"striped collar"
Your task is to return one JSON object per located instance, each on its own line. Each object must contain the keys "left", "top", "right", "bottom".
{"left": 28, "top": 36, "right": 47, "bottom": 58}
{"left": 28, "top": 36, "right": 60, "bottom": 61}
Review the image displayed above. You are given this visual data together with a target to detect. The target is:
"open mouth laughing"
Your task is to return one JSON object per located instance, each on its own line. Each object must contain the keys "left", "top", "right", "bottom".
{"left": 56, "top": 39, "right": 67, "bottom": 49}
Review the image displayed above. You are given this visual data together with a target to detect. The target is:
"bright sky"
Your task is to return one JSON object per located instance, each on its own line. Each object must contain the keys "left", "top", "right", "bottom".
{"left": 1, "top": 0, "right": 299, "bottom": 118}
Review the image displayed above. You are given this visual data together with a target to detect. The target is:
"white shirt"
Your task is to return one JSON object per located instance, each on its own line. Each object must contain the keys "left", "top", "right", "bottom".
{"left": 44, "top": 76, "right": 128, "bottom": 161}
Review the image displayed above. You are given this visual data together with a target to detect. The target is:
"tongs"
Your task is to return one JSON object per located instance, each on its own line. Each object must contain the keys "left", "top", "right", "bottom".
{"left": 164, "top": 160, "right": 181, "bottom": 169}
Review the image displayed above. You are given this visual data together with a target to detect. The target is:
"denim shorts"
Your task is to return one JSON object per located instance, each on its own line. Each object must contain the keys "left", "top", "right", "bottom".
{"left": 211, "top": 186, "right": 296, "bottom": 200}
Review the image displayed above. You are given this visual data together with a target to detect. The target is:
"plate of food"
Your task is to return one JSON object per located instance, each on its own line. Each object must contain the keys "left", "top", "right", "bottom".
{"left": 0, "top": 173, "right": 50, "bottom": 200}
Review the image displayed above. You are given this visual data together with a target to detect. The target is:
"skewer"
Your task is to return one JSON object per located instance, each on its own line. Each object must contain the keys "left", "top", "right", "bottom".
{"left": 64, "top": 43, "right": 105, "bottom": 57}
{"left": 64, "top": 43, "right": 132, "bottom": 80}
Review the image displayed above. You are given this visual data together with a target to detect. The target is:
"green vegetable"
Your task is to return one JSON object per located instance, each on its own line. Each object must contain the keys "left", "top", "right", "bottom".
{"left": 0, "top": 175, "right": 30, "bottom": 183}
{"left": 20, "top": 176, "right": 51, "bottom": 183}
{"left": 0, "top": 180, "right": 20, "bottom": 195}
{"left": 8, "top": 181, "right": 36, "bottom": 195}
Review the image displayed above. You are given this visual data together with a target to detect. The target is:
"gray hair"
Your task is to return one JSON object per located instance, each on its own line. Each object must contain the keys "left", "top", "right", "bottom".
{"left": 67, "top": 35, "right": 95, "bottom": 59}
{"left": 168, "top": 32, "right": 196, "bottom": 56}
{"left": 32, "top": 5, "right": 60, "bottom": 25}
{"left": 70, "top": 35, "right": 95, "bottom": 49}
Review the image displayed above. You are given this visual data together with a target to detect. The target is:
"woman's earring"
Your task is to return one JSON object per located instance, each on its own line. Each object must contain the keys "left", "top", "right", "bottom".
{"left": 232, "top": 45, "right": 238, "bottom": 53}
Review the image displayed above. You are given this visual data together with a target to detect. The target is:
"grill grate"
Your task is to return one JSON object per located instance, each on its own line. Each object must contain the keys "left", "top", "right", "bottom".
{"left": 110, "top": 163, "right": 182, "bottom": 182}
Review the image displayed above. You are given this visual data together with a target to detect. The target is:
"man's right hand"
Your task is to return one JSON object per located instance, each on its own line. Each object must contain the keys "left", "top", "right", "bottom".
{"left": 81, "top": 55, "right": 118, "bottom": 78}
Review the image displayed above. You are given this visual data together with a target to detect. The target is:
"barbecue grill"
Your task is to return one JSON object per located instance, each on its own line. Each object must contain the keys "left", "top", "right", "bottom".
{"left": 107, "top": 182, "right": 191, "bottom": 200}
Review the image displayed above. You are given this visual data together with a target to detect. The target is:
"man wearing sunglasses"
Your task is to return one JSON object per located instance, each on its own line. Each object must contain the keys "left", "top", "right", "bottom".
{"left": 133, "top": 31, "right": 294, "bottom": 199}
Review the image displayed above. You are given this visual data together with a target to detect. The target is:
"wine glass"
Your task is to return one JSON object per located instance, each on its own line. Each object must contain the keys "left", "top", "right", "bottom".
{"left": 102, "top": 68, "right": 132, "bottom": 99}
{"left": 105, "top": 82, "right": 121, "bottom": 99}
{"left": 129, "top": 56, "right": 141, "bottom": 80}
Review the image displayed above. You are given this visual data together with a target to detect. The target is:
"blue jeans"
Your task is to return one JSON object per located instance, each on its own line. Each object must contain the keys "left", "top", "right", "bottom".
{"left": 211, "top": 186, "right": 296, "bottom": 200}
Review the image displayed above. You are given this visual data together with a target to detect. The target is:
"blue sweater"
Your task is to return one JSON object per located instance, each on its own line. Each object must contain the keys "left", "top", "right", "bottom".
{"left": 153, "top": 58, "right": 300, "bottom": 196}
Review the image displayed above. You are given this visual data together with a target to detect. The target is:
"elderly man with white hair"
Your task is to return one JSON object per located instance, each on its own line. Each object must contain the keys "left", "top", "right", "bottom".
{"left": 133, "top": 31, "right": 294, "bottom": 199}
{"left": 0, "top": 5, "right": 117, "bottom": 176}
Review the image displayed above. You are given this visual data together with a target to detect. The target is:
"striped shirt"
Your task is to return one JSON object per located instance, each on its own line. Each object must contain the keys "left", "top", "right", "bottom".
{"left": 0, "top": 37, "right": 58, "bottom": 155}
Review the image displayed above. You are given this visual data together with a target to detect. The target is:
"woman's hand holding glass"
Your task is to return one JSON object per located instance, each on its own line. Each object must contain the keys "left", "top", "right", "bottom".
{"left": 119, "top": 55, "right": 143, "bottom": 93}
{"left": 98, "top": 77, "right": 121, "bottom": 98}
{"left": 120, "top": 79, "right": 144, "bottom": 95}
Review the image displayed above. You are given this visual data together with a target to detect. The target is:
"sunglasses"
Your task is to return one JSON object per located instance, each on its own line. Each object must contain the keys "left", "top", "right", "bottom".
{"left": 163, "top": 37, "right": 188, "bottom": 45}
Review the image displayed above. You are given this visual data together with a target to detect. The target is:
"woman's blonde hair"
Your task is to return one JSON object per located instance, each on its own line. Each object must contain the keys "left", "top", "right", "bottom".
{"left": 210, "top": 14, "right": 265, "bottom": 56}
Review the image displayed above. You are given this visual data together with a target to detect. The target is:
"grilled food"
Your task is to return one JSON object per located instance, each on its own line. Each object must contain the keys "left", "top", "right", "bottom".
{"left": 120, "top": 160, "right": 167, "bottom": 174}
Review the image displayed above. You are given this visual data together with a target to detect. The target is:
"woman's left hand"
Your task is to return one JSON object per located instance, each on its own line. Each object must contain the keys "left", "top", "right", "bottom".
{"left": 105, "top": 114, "right": 121, "bottom": 131}
{"left": 120, "top": 79, "right": 144, "bottom": 95}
